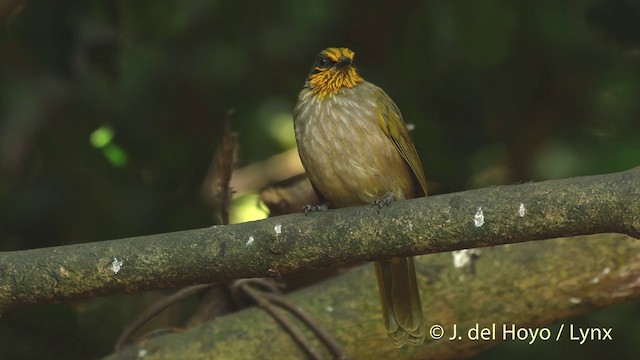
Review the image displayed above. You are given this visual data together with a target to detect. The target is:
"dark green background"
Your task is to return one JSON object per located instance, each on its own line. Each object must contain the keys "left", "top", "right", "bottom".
{"left": 1, "top": 1, "right": 639, "bottom": 359}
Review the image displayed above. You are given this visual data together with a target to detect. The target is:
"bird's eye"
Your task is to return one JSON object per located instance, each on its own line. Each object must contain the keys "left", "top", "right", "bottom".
{"left": 316, "top": 55, "right": 332, "bottom": 69}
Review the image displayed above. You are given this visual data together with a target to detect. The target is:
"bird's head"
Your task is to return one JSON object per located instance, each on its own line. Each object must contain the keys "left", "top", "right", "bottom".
{"left": 306, "top": 47, "right": 364, "bottom": 98}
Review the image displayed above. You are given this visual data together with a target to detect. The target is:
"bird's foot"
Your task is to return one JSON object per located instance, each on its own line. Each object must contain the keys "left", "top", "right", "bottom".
{"left": 373, "top": 192, "right": 396, "bottom": 209}
{"left": 303, "top": 203, "right": 329, "bottom": 214}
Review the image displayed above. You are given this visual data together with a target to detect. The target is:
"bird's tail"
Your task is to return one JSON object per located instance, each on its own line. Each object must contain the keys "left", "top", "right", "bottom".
{"left": 374, "top": 257, "right": 425, "bottom": 346}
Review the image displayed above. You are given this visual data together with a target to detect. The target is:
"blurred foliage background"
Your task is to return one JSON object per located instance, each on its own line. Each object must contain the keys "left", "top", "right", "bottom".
{"left": 1, "top": 0, "right": 639, "bottom": 359}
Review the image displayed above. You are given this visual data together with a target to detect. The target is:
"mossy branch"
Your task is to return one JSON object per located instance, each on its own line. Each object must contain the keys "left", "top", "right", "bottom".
{"left": 105, "top": 234, "right": 640, "bottom": 359}
{"left": 1, "top": 167, "right": 639, "bottom": 311}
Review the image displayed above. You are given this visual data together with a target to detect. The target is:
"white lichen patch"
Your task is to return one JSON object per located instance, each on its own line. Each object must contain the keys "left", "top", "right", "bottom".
{"left": 111, "top": 257, "right": 123, "bottom": 274}
{"left": 569, "top": 297, "right": 582, "bottom": 304}
{"left": 518, "top": 203, "right": 526, "bottom": 217}
{"left": 474, "top": 207, "right": 485, "bottom": 227}
{"left": 602, "top": 267, "right": 611, "bottom": 275}
{"left": 326, "top": 306, "right": 334, "bottom": 312}
{"left": 59, "top": 266, "right": 69, "bottom": 277}
{"left": 246, "top": 236, "right": 255, "bottom": 247}
{"left": 138, "top": 349, "right": 148, "bottom": 358}
{"left": 452, "top": 249, "right": 481, "bottom": 268}
{"left": 407, "top": 221, "right": 414, "bottom": 232}
{"left": 274, "top": 224, "right": 282, "bottom": 234}
{"left": 452, "top": 250, "right": 470, "bottom": 268}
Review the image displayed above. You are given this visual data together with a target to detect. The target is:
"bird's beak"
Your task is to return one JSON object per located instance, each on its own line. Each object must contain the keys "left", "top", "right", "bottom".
{"left": 336, "top": 56, "right": 352, "bottom": 69}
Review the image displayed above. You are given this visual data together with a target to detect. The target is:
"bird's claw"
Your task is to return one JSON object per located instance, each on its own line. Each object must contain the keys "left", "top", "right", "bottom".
{"left": 303, "top": 203, "right": 329, "bottom": 214}
{"left": 373, "top": 192, "right": 396, "bottom": 209}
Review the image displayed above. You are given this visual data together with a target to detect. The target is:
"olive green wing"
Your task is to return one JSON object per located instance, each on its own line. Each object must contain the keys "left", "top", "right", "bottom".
{"left": 374, "top": 87, "right": 428, "bottom": 197}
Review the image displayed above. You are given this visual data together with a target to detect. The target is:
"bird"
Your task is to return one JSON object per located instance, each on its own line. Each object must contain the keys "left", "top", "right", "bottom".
{"left": 293, "top": 47, "right": 427, "bottom": 346}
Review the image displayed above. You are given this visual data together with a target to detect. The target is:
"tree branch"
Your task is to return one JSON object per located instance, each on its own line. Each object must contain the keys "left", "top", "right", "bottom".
{"left": 105, "top": 234, "right": 640, "bottom": 359}
{"left": 1, "top": 167, "right": 639, "bottom": 311}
